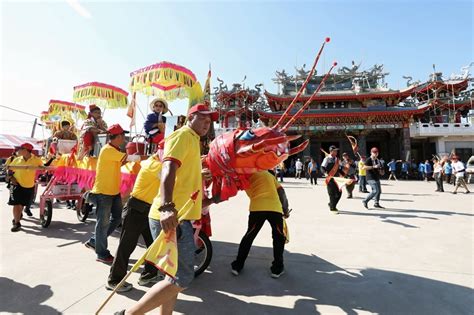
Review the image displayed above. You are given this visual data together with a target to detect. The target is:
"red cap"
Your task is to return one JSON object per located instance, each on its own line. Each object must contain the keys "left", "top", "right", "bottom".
{"left": 89, "top": 104, "right": 100, "bottom": 112}
{"left": 188, "top": 104, "right": 218, "bottom": 121}
{"left": 18, "top": 142, "right": 34, "bottom": 151}
{"left": 371, "top": 147, "right": 379, "bottom": 153}
{"left": 107, "top": 124, "right": 129, "bottom": 135}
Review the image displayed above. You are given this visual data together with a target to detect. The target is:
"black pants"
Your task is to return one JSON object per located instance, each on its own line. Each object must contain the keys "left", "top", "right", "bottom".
{"left": 233, "top": 211, "right": 285, "bottom": 270}
{"left": 327, "top": 179, "right": 342, "bottom": 210}
{"left": 345, "top": 181, "right": 355, "bottom": 197}
{"left": 434, "top": 173, "right": 444, "bottom": 192}
{"left": 108, "top": 198, "right": 157, "bottom": 284}
{"left": 310, "top": 171, "right": 318, "bottom": 185}
{"left": 445, "top": 174, "right": 453, "bottom": 185}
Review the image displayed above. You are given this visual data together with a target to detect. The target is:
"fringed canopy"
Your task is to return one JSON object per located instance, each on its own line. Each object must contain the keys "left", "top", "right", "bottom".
{"left": 130, "top": 61, "right": 203, "bottom": 104}
{"left": 73, "top": 82, "right": 129, "bottom": 109}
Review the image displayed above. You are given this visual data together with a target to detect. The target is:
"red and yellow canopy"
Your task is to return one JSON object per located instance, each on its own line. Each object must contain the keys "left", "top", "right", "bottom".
{"left": 129, "top": 61, "right": 203, "bottom": 104}
{"left": 73, "top": 82, "right": 129, "bottom": 109}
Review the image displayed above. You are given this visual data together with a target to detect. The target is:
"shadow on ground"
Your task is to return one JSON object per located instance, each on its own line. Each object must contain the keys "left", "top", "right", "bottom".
{"left": 176, "top": 241, "right": 473, "bottom": 315}
{"left": 0, "top": 277, "right": 59, "bottom": 314}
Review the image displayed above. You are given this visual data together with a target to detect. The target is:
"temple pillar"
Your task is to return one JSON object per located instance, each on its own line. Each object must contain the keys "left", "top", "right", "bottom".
{"left": 358, "top": 132, "right": 367, "bottom": 156}
{"left": 401, "top": 127, "right": 411, "bottom": 161}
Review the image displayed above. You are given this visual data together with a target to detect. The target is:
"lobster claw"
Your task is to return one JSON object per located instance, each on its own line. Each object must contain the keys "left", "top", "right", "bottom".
{"left": 289, "top": 140, "right": 309, "bottom": 156}
{"left": 285, "top": 135, "right": 301, "bottom": 142}
{"left": 252, "top": 136, "right": 288, "bottom": 152}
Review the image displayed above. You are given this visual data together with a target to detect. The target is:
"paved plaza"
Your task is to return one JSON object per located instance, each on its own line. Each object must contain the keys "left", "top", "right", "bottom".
{"left": 0, "top": 178, "right": 473, "bottom": 314}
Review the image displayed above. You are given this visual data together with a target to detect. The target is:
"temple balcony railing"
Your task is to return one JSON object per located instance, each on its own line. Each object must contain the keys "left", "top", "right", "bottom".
{"left": 409, "top": 122, "right": 474, "bottom": 137}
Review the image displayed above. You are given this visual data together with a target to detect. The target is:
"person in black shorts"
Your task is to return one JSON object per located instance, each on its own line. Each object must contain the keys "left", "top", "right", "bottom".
{"left": 6, "top": 143, "right": 44, "bottom": 232}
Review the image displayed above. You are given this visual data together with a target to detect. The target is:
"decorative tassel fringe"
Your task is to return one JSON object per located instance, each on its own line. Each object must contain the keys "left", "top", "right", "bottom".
{"left": 52, "top": 155, "right": 139, "bottom": 194}
{"left": 73, "top": 84, "right": 129, "bottom": 109}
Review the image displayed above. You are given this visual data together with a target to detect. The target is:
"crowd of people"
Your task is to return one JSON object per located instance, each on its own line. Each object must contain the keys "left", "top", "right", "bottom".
{"left": 3, "top": 98, "right": 471, "bottom": 314}
{"left": 4, "top": 100, "right": 295, "bottom": 315}
{"left": 274, "top": 147, "right": 471, "bottom": 213}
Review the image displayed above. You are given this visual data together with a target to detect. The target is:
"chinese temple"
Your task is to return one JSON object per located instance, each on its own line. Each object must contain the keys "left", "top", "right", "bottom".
{"left": 257, "top": 63, "right": 473, "bottom": 163}
{"left": 213, "top": 78, "right": 266, "bottom": 131}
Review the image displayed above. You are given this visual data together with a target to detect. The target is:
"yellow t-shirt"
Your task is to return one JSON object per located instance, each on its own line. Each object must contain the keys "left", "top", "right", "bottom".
{"left": 149, "top": 126, "right": 202, "bottom": 221}
{"left": 91, "top": 144, "right": 126, "bottom": 195}
{"left": 10, "top": 155, "right": 43, "bottom": 188}
{"left": 358, "top": 160, "right": 367, "bottom": 176}
{"left": 130, "top": 156, "right": 162, "bottom": 205}
{"left": 245, "top": 171, "right": 282, "bottom": 213}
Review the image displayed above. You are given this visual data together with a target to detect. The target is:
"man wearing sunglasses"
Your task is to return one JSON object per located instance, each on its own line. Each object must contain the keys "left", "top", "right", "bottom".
{"left": 362, "top": 147, "right": 385, "bottom": 209}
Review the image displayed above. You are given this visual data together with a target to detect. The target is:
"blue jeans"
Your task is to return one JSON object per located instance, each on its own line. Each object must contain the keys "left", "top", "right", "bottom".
{"left": 149, "top": 218, "right": 196, "bottom": 288}
{"left": 359, "top": 175, "right": 367, "bottom": 192}
{"left": 365, "top": 180, "right": 381, "bottom": 204}
{"left": 88, "top": 194, "right": 122, "bottom": 259}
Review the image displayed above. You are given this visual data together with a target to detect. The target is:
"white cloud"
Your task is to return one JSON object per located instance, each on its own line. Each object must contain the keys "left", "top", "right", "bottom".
{"left": 65, "top": 0, "right": 92, "bottom": 19}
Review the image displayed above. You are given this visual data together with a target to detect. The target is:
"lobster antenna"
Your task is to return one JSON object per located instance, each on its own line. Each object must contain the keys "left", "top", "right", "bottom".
{"left": 272, "top": 37, "right": 331, "bottom": 130}
{"left": 281, "top": 62, "right": 337, "bottom": 132}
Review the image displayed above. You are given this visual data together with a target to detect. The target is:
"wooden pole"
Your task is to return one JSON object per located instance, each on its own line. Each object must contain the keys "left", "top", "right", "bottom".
{"left": 31, "top": 118, "right": 37, "bottom": 138}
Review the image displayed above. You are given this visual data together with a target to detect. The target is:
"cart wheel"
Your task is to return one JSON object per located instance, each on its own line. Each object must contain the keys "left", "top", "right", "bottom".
{"left": 77, "top": 202, "right": 92, "bottom": 222}
{"left": 194, "top": 231, "right": 213, "bottom": 277}
{"left": 41, "top": 200, "right": 53, "bottom": 228}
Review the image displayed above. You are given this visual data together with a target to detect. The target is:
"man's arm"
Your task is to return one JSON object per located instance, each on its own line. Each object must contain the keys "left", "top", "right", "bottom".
{"left": 277, "top": 186, "right": 290, "bottom": 218}
{"left": 159, "top": 160, "right": 179, "bottom": 232}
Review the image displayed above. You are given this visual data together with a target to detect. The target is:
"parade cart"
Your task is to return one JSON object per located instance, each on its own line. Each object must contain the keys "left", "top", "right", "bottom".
{"left": 36, "top": 101, "right": 86, "bottom": 227}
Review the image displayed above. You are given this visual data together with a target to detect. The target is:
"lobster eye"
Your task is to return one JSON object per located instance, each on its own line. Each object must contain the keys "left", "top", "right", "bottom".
{"left": 240, "top": 130, "right": 256, "bottom": 141}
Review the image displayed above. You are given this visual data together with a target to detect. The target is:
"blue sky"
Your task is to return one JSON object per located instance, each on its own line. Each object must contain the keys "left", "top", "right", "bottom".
{"left": 1, "top": 0, "right": 472, "bottom": 137}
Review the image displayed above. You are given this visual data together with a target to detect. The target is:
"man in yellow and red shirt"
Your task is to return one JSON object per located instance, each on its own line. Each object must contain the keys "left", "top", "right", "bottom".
{"left": 124, "top": 104, "right": 218, "bottom": 315}
{"left": 85, "top": 124, "right": 140, "bottom": 264}
{"left": 7, "top": 143, "right": 43, "bottom": 232}
{"left": 231, "top": 171, "right": 290, "bottom": 278}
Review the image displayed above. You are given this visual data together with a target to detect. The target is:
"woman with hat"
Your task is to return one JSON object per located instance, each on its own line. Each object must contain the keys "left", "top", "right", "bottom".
{"left": 79, "top": 105, "right": 108, "bottom": 159}
{"left": 144, "top": 98, "right": 168, "bottom": 152}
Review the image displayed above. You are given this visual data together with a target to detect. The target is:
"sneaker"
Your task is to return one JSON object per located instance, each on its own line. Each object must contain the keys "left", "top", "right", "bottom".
{"left": 11, "top": 222, "right": 21, "bottom": 232}
{"left": 138, "top": 272, "right": 161, "bottom": 286}
{"left": 374, "top": 204, "right": 385, "bottom": 209}
{"left": 97, "top": 255, "right": 114, "bottom": 264}
{"left": 231, "top": 261, "right": 242, "bottom": 276}
{"left": 24, "top": 208, "right": 33, "bottom": 217}
{"left": 452, "top": 191, "right": 457, "bottom": 194}
{"left": 270, "top": 266, "right": 285, "bottom": 278}
{"left": 362, "top": 201, "right": 369, "bottom": 209}
{"left": 84, "top": 241, "right": 95, "bottom": 251}
{"left": 330, "top": 208, "right": 339, "bottom": 214}
{"left": 114, "top": 310, "right": 125, "bottom": 315}
{"left": 106, "top": 281, "right": 133, "bottom": 292}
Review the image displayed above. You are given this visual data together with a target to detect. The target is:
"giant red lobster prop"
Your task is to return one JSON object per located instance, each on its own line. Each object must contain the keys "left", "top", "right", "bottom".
{"left": 205, "top": 37, "right": 337, "bottom": 201}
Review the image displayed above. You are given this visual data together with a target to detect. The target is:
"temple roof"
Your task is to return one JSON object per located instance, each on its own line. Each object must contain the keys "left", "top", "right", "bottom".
{"left": 258, "top": 104, "right": 429, "bottom": 120}
{"left": 265, "top": 88, "right": 413, "bottom": 101}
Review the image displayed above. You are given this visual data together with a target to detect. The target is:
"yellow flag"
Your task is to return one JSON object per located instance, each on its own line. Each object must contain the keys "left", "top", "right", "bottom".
{"left": 283, "top": 219, "right": 289, "bottom": 244}
{"left": 131, "top": 190, "right": 200, "bottom": 278}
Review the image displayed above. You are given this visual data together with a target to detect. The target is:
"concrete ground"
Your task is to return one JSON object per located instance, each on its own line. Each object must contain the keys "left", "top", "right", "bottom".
{"left": 0, "top": 178, "right": 473, "bottom": 315}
